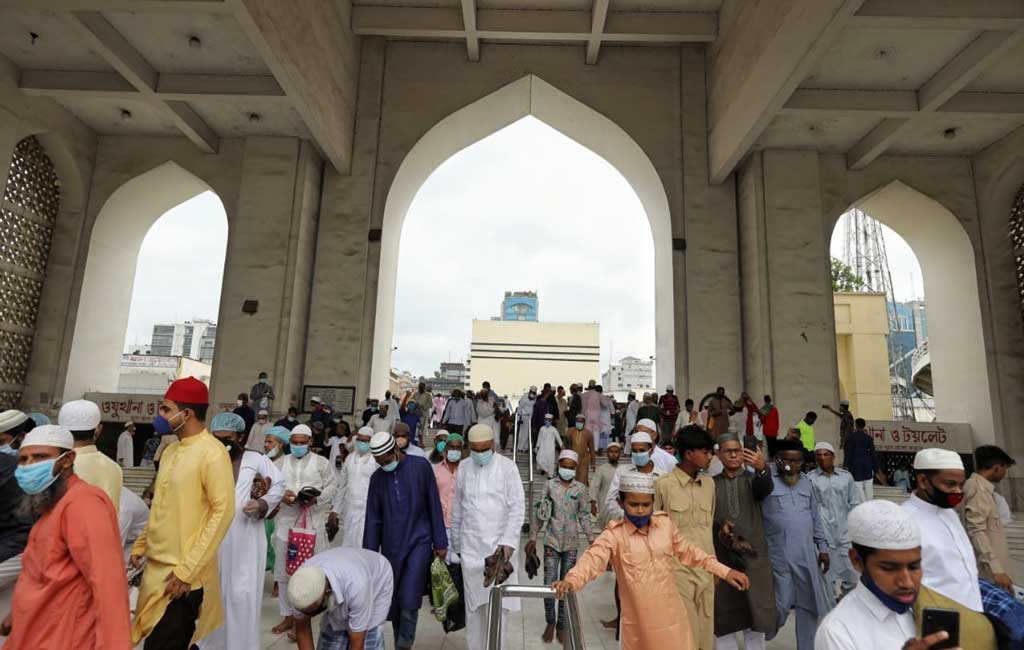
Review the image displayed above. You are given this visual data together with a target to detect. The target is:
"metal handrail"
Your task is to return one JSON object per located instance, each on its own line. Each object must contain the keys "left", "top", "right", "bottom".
{"left": 485, "top": 584, "right": 586, "bottom": 650}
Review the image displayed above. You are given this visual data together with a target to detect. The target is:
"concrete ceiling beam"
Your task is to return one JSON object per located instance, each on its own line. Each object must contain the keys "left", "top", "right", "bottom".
{"left": 461, "top": 0, "right": 480, "bottom": 62}
{"left": 851, "top": 0, "right": 1024, "bottom": 30}
{"left": 585, "top": 0, "right": 610, "bottom": 65}
{"left": 232, "top": 0, "right": 357, "bottom": 173}
{"left": 351, "top": 6, "right": 716, "bottom": 43}
{"left": 707, "top": 0, "right": 866, "bottom": 184}
{"left": 846, "top": 117, "right": 909, "bottom": 170}
{"left": 66, "top": 10, "right": 220, "bottom": 153}
{"left": 19, "top": 69, "right": 288, "bottom": 102}
{"left": 0, "top": 0, "right": 232, "bottom": 13}
{"left": 783, "top": 88, "right": 1024, "bottom": 118}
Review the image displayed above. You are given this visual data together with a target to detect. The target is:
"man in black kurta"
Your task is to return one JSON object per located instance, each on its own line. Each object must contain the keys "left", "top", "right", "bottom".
{"left": 712, "top": 434, "right": 777, "bottom": 650}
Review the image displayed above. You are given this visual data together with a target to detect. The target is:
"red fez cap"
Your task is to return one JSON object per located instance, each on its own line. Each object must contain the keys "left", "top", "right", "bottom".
{"left": 165, "top": 377, "right": 209, "bottom": 405}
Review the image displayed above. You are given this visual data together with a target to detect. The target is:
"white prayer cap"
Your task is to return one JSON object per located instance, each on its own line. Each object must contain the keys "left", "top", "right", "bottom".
{"left": 435, "top": 429, "right": 450, "bottom": 439}
{"left": 0, "top": 410, "right": 28, "bottom": 433}
{"left": 22, "top": 424, "right": 74, "bottom": 451}
{"left": 814, "top": 441, "right": 836, "bottom": 455}
{"left": 544, "top": 413, "right": 553, "bottom": 420}
{"left": 619, "top": 472, "right": 655, "bottom": 495}
{"left": 636, "top": 419, "right": 657, "bottom": 432}
{"left": 258, "top": 409, "right": 269, "bottom": 416}
{"left": 291, "top": 424, "right": 313, "bottom": 439}
{"left": 631, "top": 432, "right": 653, "bottom": 445}
{"left": 310, "top": 396, "right": 322, "bottom": 404}
{"left": 606, "top": 441, "right": 622, "bottom": 450}
{"left": 467, "top": 423, "right": 494, "bottom": 442}
{"left": 370, "top": 431, "right": 395, "bottom": 456}
{"left": 848, "top": 500, "right": 920, "bottom": 550}
{"left": 287, "top": 565, "right": 327, "bottom": 610}
{"left": 356, "top": 425, "right": 374, "bottom": 438}
{"left": 666, "top": 385, "right": 674, "bottom": 391}
{"left": 559, "top": 449, "right": 579, "bottom": 464}
{"left": 839, "top": 399, "right": 850, "bottom": 407}
{"left": 913, "top": 448, "right": 964, "bottom": 471}
{"left": 575, "top": 414, "right": 585, "bottom": 421}
{"left": 58, "top": 400, "right": 101, "bottom": 431}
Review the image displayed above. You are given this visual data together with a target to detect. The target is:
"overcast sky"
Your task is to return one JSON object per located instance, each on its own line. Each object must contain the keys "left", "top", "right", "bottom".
{"left": 122, "top": 116, "right": 924, "bottom": 370}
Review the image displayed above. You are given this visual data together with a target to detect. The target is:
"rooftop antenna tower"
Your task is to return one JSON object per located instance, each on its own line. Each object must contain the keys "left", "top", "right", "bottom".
{"left": 840, "top": 209, "right": 916, "bottom": 421}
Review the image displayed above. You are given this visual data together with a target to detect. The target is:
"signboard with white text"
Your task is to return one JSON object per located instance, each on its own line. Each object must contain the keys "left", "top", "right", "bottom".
{"left": 864, "top": 420, "right": 974, "bottom": 454}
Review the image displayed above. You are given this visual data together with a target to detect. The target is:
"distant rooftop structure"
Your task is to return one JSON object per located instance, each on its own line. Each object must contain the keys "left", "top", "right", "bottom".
{"left": 502, "top": 290, "right": 539, "bottom": 322}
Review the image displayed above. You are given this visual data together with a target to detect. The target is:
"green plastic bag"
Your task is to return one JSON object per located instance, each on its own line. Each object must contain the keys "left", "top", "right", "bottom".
{"left": 430, "top": 557, "right": 459, "bottom": 622}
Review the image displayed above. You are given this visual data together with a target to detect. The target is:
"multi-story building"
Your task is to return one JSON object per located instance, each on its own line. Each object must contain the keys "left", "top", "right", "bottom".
{"left": 602, "top": 356, "right": 653, "bottom": 393}
{"left": 501, "top": 290, "right": 539, "bottom": 322}
{"left": 149, "top": 319, "right": 217, "bottom": 362}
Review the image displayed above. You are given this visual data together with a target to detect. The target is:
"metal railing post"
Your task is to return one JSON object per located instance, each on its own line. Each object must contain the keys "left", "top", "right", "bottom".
{"left": 484, "top": 584, "right": 586, "bottom": 650}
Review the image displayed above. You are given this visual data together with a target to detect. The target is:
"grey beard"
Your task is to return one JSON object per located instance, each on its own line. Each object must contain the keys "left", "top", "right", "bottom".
{"left": 781, "top": 472, "right": 801, "bottom": 487}
{"left": 17, "top": 473, "right": 69, "bottom": 519}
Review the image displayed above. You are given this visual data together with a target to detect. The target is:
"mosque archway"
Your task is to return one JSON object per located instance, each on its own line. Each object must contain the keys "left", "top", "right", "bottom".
{"left": 63, "top": 162, "right": 228, "bottom": 401}
{"left": 371, "top": 74, "right": 674, "bottom": 397}
{"left": 828, "top": 180, "right": 994, "bottom": 443}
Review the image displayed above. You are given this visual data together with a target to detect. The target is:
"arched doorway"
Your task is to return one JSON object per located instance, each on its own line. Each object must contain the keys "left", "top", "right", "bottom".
{"left": 830, "top": 180, "right": 994, "bottom": 443}
{"left": 64, "top": 162, "right": 227, "bottom": 400}
{"left": 371, "top": 75, "right": 674, "bottom": 397}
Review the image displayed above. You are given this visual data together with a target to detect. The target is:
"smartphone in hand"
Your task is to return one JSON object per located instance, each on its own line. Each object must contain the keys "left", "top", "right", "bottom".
{"left": 921, "top": 607, "right": 959, "bottom": 650}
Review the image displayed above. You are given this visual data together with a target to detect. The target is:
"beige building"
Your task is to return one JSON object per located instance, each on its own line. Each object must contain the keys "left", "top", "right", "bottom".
{"left": 117, "top": 354, "right": 212, "bottom": 396}
{"left": 467, "top": 319, "right": 599, "bottom": 400}
{"left": 833, "top": 293, "right": 893, "bottom": 421}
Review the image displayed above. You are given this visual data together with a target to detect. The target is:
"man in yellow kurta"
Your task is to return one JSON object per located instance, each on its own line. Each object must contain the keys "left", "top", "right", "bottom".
{"left": 655, "top": 425, "right": 717, "bottom": 650}
{"left": 130, "top": 377, "right": 234, "bottom": 649}
{"left": 58, "top": 399, "right": 122, "bottom": 507}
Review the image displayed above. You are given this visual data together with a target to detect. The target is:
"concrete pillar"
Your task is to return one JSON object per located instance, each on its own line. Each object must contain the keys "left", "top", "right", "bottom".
{"left": 679, "top": 46, "right": 743, "bottom": 398}
{"left": 210, "top": 137, "right": 322, "bottom": 410}
{"left": 304, "top": 38, "right": 386, "bottom": 408}
{"left": 738, "top": 149, "right": 840, "bottom": 444}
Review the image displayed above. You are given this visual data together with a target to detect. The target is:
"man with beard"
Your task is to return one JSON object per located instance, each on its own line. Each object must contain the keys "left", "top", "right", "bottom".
{"left": 712, "top": 434, "right": 776, "bottom": 650}
{"left": 0, "top": 410, "right": 33, "bottom": 640}
{"left": 902, "top": 448, "right": 982, "bottom": 611}
{"left": 809, "top": 441, "right": 862, "bottom": 600}
{"left": 2, "top": 425, "right": 131, "bottom": 649}
{"left": 198, "top": 413, "right": 285, "bottom": 650}
{"left": 654, "top": 425, "right": 717, "bottom": 650}
{"left": 762, "top": 439, "right": 833, "bottom": 650}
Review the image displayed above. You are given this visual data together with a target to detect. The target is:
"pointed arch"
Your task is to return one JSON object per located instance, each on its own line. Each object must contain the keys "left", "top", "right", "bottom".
{"left": 371, "top": 75, "right": 674, "bottom": 396}
{"left": 64, "top": 162, "right": 224, "bottom": 400}
{"left": 840, "top": 180, "right": 994, "bottom": 443}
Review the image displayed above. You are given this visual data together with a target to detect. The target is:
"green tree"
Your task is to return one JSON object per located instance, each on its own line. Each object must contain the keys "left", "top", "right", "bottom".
{"left": 831, "top": 257, "right": 866, "bottom": 292}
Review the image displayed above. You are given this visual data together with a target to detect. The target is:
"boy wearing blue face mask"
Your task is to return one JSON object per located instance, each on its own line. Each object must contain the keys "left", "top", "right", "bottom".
{"left": 363, "top": 431, "right": 447, "bottom": 650}
{"left": 526, "top": 449, "right": 594, "bottom": 644}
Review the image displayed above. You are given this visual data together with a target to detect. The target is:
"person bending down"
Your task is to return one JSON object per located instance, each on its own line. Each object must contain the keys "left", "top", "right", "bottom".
{"left": 553, "top": 473, "right": 749, "bottom": 650}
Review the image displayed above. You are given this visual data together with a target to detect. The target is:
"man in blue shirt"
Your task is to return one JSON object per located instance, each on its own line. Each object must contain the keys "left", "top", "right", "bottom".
{"left": 842, "top": 418, "right": 880, "bottom": 500}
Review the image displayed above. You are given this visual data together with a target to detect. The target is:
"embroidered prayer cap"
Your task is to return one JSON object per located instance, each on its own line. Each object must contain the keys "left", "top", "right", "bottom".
{"left": 606, "top": 441, "right": 622, "bottom": 450}
{"left": 0, "top": 410, "right": 28, "bottom": 433}
{"left": 210, "top": 412, "right": 246, "bottom": 433}
{"left": 544, "top": 413, "right": 553, "bottom": 420}
{"left": 631, "top": 432, "right": 653, "bottom": 445}
{"left": 288, "top": 566, "right": 327, "bottom": 610}
{"left": 355, "top": 426, "right": 374, "bottom": 439}
{"left": 559, "top": 449, "right": 579, "bottom": 464}
{"left": 814, "top": 441, "right": 836, "bottom": 455}
{"left": 22, "top": 424, "right": 74, "bottom": 451}
{"left": 839, "top": 399, "right": 850, "bottom": 407}
{"left": 913, "top": 448, "right": 964, "bottom": 471}
{"left": 619, "top": 472, "right": 655, "bottom": 495}
{"left": 848, "top": 500, "right": 920, "bottom": 550}
{"left": 370, "top": 431, "right": 395, "bottom": 456}
{"left": 636, "top": 418, "right": 657, "bottom": 432}
{"left": 165, "top": 377, "right": 209, "bottom": 405}
{"left": 58, "top": 400, "right": 101, "bottom": 431}
{"left": 291, "top": 424, "right": 313, "bottom": 439}
{"left": 467, "top": 423, "right": 494, "bottom": 442}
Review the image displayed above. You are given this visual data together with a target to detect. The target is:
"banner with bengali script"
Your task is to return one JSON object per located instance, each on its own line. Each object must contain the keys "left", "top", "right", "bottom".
{"left": 864, "top": 420, "right": 974, "bottom": 454}
{"left": 85, "top": 392, "right": 163, "bottom": 424}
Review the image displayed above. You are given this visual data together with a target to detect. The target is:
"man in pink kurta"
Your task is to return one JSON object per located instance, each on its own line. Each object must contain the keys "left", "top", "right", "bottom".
{"left": 432, "top": 433, "right": 463, "bottom": 530}
{"left": 3, "top": 425, "right": 131, "bottom": 650}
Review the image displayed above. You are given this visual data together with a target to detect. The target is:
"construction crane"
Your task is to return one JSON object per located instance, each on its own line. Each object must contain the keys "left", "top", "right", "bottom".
{"left": 840, "top": 209, "right": 916, "bottom": 421}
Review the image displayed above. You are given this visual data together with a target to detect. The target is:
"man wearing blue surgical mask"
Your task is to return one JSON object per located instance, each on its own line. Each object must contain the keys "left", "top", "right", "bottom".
{"left": 451, "top": 424, "right": 525, "bottom": 650}
{"left": 332, "top": 426, "right": 377, "bottom": 550}
{"left": 249, "top": 371, "right": 276, "bottom": 414}
{"left": 363, "top": 432, "right": 447, "bottom": 650}
{"left": 270, "top": 424, "right": 338, "bottom": 636}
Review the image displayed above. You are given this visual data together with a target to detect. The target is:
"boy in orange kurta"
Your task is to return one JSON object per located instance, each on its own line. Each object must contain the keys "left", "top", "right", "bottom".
{"left": 554, "top": 473, "right": 749, "bottom": 650}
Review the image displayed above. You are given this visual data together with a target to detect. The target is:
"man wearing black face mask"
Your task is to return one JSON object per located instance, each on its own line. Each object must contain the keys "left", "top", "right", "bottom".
{"left": 901, "top": 447, "right": 983, "bottom": 612}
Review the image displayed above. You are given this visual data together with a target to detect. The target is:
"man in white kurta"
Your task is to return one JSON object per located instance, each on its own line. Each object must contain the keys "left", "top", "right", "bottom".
{"left": 334, "top": 426, "right": 379, "bottom": 548}
{"left": 901, "top": 448, "right": 982, "bottom": 611}
{"left": 273, "top": 424, "right": 339, "bottom": 625}
{"left": 201, "top": 413, "right": 286, "bottom": 650}
{"left": 451, "top": 424, "right": 525, "bottom": 650}
{"left": 117, "top": 423, "right": 135, "bottom": 468}
{"left": 367, "top": 404, "right": 394, "bottom": 434}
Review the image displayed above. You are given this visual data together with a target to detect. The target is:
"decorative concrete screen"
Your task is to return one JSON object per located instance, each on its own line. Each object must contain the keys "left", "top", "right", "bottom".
{"left": 0, "top": 137, "right": 59, "bottom": 409}
{"left": 1011, "top": 185, "right": 1024, "bottom": 317}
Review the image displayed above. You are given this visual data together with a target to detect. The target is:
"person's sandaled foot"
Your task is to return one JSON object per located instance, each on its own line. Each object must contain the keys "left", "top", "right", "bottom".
{"left": 271, "top": 616, "right": 294, "bottom": 634}
{"left": 556, "top": 629, "right": 564, "bottom": 644}
{"left": 601, "top": 618, "right": 619, "bottom": 629}
{"left": 542, "top": 624, "right": 555, "bottom": 643}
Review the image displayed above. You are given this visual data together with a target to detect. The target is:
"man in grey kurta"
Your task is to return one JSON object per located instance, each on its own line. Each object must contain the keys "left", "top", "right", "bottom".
{"left": 712, "top": 435, "right": 777, "bottom": 650}
{"left": 808, "top": 441, "right": 862, "bottom": 600}
{"left": 761, "top": 440, "right": 833, "bottom": 650}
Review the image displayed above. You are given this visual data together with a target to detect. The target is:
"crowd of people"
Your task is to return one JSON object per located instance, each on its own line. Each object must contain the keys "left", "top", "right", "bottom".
{"left": 0, "top": 372, "right": 1020, "bottom": 650}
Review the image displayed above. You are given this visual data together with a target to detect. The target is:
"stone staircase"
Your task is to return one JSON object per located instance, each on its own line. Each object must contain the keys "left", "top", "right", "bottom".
{"left": 123, "top": 467, "right": 156, "bottom": 496}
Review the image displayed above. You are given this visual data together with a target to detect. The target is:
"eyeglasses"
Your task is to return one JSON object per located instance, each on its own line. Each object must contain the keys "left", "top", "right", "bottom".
{"left": 720, "top": 448, "right": 743, "bottom": 456}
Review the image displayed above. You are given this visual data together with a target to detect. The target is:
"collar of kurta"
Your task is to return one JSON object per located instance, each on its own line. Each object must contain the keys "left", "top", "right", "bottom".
{"left": 854, "top": 581, "right": 909, "bottom": 623}
{"left": 76, "top": 444, "right": 98, "bottom": 454}
{"left": 176, "top": 429, "right": 210, "bottom": 446}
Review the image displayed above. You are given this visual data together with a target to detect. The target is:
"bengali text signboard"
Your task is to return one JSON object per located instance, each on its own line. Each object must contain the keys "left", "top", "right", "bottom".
{"left": 864, "top": 420, "right": 974, "bottom": 454}
{"left": 86, "top": 392, "right": 164, "bottom": 424}
{"left": 301, "top": 385, "right": 356, "bottom": 416}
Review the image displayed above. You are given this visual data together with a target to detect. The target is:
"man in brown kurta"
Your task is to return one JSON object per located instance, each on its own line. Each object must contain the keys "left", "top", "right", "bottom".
{"left": 962, "top": 445, "right": 1017, "bottom": 590}
{"left": 712, "top": 434, "right": 778, "bottom": 649}
{"left": 567, "top": 415, "right": 596, "bottom": 485}
{"left": 706, "top": 387, "right": 733, "bottom": 439}
{"left": 654, "top": 425, "right": 717, "bottom": 650}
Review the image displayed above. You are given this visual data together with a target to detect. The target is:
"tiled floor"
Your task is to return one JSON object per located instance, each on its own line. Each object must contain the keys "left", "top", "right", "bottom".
{"left": 253, "top": 541, "right": 799, "bottom": 649}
